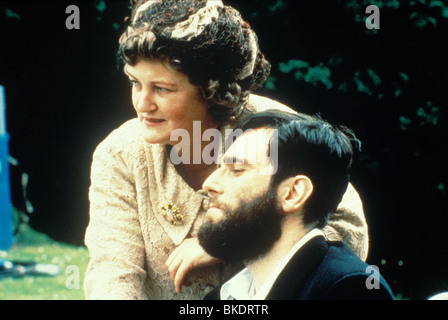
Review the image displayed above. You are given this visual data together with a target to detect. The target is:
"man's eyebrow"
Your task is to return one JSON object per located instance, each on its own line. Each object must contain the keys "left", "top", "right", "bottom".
{"left": 222, "top": 156, "right": 247, "bottom": 165}
{"left": 222, "top": 156, "right": 259, "bottom": 166}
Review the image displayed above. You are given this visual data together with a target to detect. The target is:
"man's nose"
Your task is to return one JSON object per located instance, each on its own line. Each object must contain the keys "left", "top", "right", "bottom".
{"left": 202, "top": 168, "right": 224, "bottom": 197}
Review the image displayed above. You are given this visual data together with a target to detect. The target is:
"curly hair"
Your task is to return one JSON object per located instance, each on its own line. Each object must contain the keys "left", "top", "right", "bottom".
{"left": 118, "top": 0, "right": 271, "bottom": 124}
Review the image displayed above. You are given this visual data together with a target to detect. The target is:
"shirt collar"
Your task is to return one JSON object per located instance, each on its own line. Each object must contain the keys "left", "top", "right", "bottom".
{"left": 220, "top": 228, "right": 325, "bottom": 300}
{"left": 220, "top": 268, "right": 255, "bottom": 300}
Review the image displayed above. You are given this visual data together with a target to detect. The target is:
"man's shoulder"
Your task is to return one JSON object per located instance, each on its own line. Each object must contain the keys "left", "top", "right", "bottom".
{"left": 323, "top": 241, "right": 370, "bottom": 273}
{"left": 205, "top": 237, "right": 395, "bottom": 300}
{"left": 303, "top": 240, "right": 395, "bottom": 300}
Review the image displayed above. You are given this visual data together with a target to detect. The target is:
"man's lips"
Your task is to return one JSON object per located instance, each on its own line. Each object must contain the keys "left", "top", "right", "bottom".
{"left": 206, "top": 203, "right": 225, "bottom": 223}
{"left": 206, "top": 200, "right": 220, "bottom": 211}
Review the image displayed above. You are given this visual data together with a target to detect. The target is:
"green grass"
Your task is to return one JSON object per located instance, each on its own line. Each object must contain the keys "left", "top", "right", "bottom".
{"left": 0, "top": 224, "right": 89, "bottom": 300}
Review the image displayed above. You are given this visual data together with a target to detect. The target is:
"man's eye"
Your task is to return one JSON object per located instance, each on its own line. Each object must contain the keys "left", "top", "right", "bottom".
{"left": 231, "top": 168, "right": 245, "bottom": 175}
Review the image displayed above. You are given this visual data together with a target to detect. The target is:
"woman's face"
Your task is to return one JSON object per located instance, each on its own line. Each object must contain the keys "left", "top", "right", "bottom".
{"left": 124, "top": 58, "right": 216, "bottom": 145}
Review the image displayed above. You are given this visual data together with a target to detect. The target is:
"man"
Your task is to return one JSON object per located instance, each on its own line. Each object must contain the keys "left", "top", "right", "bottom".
{"left": 198, "top": 110, "right": 394, "bottom": 300}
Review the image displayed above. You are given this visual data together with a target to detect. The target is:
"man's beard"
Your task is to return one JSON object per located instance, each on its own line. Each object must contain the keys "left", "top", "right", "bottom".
{"left": 198, "top": 188, "right": 283, "bottom": 264}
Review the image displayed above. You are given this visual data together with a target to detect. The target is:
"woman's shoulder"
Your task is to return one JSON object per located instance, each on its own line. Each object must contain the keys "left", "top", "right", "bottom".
{"left": 248, "top": 93, "right": 297, "bottom": 114}
{"left": 93, "top": 119, "right": 161, "bottom": 160}
{"left": 95, "top": 119, "right": 140, "bottom": 151}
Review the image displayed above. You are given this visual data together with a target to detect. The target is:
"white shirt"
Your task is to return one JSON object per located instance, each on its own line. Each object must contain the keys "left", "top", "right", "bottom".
{"left": 220, "top": 228, "right": 325, "bottom": 300}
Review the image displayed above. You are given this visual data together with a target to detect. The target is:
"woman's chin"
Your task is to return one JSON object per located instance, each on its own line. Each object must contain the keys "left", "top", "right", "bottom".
{"left": 139, "top": 124, "right": 170, "bottom": 145}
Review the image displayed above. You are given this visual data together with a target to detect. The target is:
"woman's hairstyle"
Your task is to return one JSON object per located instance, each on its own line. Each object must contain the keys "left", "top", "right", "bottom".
{"left": 233, "top": 109, "right": 362, "bottom": 229}
{"left": 119, "top": 0, "right": 271, "bottom": 124}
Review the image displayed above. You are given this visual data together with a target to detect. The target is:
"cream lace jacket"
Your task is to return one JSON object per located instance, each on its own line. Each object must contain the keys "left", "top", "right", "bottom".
{"left": 84, "top": 94, "right": 369, "bottom": 300}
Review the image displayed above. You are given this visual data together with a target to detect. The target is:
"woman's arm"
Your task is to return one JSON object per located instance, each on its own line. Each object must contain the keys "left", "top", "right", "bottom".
{"left": 166, "top": 237, "right": 222, "bottom": 293}
{"left": 84, "top": 139, "right": 147, "bottom": 299}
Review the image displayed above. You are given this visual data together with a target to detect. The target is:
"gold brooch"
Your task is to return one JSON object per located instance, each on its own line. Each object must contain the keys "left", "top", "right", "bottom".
{"left": 161, "top": 202, "right": 184, "bottom": 225}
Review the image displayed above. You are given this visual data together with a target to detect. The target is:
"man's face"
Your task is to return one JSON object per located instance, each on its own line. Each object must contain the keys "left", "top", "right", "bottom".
{"left": 198, "top": 128, "right": 283, "bottom": 262}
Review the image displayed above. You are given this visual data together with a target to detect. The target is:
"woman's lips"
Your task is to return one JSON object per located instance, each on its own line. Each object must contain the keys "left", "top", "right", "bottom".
{"left": 143, "top": 117, "right": 166, "bottom": 127}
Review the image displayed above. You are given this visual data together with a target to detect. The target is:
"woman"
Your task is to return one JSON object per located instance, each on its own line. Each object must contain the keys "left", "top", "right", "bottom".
{"left": 84, "top": 0, "right": 368, "bottom": 300}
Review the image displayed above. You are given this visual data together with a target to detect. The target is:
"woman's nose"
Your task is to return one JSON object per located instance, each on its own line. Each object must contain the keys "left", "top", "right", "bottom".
{"left": 134, "top": 89, "right": 157, "bottom": 113}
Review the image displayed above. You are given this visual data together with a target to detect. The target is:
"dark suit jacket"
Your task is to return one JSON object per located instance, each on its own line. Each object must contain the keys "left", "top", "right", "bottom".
{"left": 205, "top": 236, "right": 394, "bottom": 300}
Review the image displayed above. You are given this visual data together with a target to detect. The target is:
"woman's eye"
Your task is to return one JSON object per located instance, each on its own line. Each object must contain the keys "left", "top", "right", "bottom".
{"left": 128, "top": 80, "right": 141, "bottom": 88}
{"left": 154, "top": 86, "right": 169, "bottom": 93}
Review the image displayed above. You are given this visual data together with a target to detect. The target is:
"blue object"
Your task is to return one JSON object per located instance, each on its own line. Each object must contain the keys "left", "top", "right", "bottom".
{"left": 0, "top": 85, "right": 14, "bottom": 250}
{"left": 0, "top": 134, "right": 13, "bottom": 250}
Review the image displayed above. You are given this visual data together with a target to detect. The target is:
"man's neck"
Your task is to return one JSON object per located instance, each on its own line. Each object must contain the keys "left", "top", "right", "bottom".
{"left": 245, "top": 218, "right": 311, "bottom": 294}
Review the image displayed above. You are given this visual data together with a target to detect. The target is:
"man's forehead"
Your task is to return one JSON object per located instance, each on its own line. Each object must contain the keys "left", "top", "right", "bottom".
{"left": 223, "top": 128, "right": 274, "bottom": 164}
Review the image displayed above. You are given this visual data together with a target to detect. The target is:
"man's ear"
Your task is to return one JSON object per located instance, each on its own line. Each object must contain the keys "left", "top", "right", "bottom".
{"left": 277, "top": 175, "right": 313, "bottom": 213}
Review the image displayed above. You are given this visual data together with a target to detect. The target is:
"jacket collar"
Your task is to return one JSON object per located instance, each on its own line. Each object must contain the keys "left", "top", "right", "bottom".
{"left": 266, "top": 235, "right": 328, "bottom": 300}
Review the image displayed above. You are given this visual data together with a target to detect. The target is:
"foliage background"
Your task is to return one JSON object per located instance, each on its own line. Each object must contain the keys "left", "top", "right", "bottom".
{"left": 0, "top": 0, "right": 447, "bottom": 299}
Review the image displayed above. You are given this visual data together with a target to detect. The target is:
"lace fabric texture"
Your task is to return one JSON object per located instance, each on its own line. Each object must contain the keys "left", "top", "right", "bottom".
{"left": 84, "top": 94, "right": 368, "bottom": 300}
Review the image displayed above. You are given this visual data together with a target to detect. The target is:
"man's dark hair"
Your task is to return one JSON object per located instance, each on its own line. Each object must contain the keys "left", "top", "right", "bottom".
{"left": 233, "top": 110, "right": 361, "bottom": 228}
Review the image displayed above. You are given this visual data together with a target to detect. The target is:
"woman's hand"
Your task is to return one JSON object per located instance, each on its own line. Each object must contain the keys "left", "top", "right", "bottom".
{"left": 166, "top": 237, "right": 222, "bottom": 293}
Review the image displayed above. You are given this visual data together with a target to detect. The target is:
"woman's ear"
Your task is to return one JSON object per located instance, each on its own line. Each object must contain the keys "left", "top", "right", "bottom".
{"left": 277, "top": 175, "right": 313, "bottom": 213}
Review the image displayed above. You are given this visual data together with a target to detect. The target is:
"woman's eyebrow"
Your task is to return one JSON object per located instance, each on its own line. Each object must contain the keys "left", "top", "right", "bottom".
{"left": 123, "top": 67, "right": 177, "bottom": 87}
{"left": 123, "top": 66, "right": 135, "bottom": 78}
